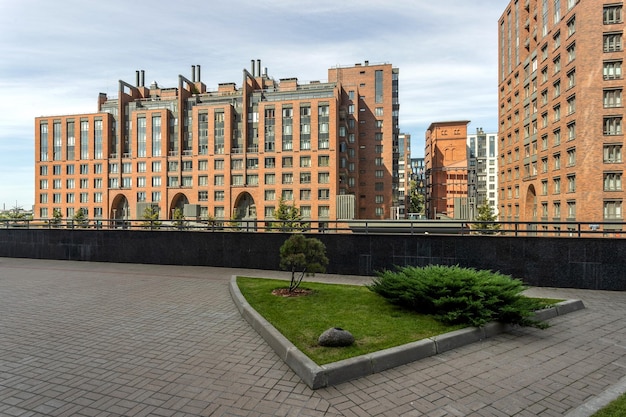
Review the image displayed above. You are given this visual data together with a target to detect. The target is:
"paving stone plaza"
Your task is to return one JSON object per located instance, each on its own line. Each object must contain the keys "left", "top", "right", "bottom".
{"left": 1, "top": 257, "right": 625, "bottom": 416}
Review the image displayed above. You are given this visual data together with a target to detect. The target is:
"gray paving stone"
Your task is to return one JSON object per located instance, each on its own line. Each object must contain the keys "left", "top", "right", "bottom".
{"left": 1, "top": 257, "right": 625, "bottom": 416}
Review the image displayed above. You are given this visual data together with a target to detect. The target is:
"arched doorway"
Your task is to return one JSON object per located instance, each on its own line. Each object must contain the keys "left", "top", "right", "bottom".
{"left": 170, "top": 193, "right": 189, "bottom": 219}
{"left": 234, "top": 192, "right": 256, "bottom": 220}
{"left": 110, "top": 194, "right": 129, "bottom": 228}
{"left": 525, "top": 184, "right": 537, "bottom": 235}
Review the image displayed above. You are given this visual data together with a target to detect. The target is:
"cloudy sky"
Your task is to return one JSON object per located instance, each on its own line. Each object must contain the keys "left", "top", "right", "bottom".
{"left": 0, "top": 0, "right": 509, "bottom": 211}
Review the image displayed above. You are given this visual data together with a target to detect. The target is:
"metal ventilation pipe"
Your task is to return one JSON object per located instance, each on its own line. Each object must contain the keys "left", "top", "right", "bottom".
{"left": 251, "top": 60, "right": 255, "bottom": 76}
{"left": 256, "top": 59, "right": 261, "bottom": 77}
{"left": 192, "top": 65, "right": 196, "bottom": 82}
{"left": 140, "top": 70, "right": 145, "bottom": 87}
{"left": 197, "top": 64, "right": 201, "bottom": 82}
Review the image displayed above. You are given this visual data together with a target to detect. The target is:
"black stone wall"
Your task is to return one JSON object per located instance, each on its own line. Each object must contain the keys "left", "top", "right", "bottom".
{"left": 0, "top": 229, "right": 623, "bottom": 290}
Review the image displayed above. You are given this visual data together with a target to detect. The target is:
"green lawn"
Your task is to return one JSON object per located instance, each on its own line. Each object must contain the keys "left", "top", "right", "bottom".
{"left": 592, "top": 393, "right": 626, "bottom": 416}
{"left": 237, "top": 277, "right": 466, "bottom": 365}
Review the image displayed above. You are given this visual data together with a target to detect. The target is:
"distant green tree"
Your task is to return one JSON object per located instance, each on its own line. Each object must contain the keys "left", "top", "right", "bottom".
{"left": 272, "top": 198, "right": 309, "bottom": 231}
{"left": 472, "top": 204, "right": 500, "bottom": 234}
{"left": 408, "top": 180, "right": 425, "bottom": 215}
{"left": 279, "top": 234, "right": 329, "bottom": 292}
{"left": 73, "top": 208, "right": 89, "bottom": 228}
{"left": 172, "top": 207, "right": 186, "bottom": 229}
{"left": 50, "top": 208, "right": 62, "bottom": 227}
{"left": 141, "top": 206, "right": 161, "bottom": 230}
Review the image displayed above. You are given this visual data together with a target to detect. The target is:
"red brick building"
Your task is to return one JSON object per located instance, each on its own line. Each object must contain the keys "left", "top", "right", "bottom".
{"left": 34, "top": 61, "right": 399, "bottom": 223}
{"left": 498, "top": 0, "right": 625, "bottom": 230}
{"left": 424, "top": 121, "right": 471, "bottom": 219}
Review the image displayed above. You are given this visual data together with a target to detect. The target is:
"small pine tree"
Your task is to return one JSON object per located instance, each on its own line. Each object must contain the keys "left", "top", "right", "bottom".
{"left": 73, "top": 208, "right": 89, "bottom": 228}
{"left": 279, "top": 234, "right": 329, "bottom": 292}
{"left": 272, "top": 197, "right": 308, "bottom": 231}
{"left": 172, "top": 207, "right": 186, "bottom": 229}
{"left": 50, "top": 208, "right": 62, "bottom": 227}
{"left": 141, "top": 206, "right": 161, "bottom": 230}
{"left": 472, "top": 204, "right": 500, "bottom": 234}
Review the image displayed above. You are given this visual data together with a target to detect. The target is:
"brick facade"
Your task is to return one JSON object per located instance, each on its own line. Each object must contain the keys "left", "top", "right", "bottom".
{"left": 498, "top": 0, "right": 625, "bottom": 229}
{"left": 34, "top": 61, "right": 399, "bottom": 222}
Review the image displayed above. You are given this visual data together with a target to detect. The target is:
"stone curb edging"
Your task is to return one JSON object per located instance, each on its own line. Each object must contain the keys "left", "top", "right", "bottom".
{"left": 229, "top": 276, "right": 586, "bottom": 390}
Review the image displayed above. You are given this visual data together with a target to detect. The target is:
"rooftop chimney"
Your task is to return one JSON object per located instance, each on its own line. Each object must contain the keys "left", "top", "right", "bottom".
{"left": 192, "top": 65, "right": 196, "bottom": 82}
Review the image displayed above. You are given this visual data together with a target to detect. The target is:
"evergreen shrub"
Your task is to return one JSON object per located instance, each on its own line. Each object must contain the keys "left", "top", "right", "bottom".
{"left": 369, "top": 265, "right": 549, "bottom": 329}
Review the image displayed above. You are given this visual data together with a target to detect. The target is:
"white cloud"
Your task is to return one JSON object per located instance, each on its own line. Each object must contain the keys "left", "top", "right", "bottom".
{"left": 0, "top": 0, "right": 511, "bottom": 208}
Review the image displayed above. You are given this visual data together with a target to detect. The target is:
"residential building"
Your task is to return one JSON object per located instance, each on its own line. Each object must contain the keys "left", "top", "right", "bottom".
{"left": 498, "top": 0, "right": 624, "bottom": 230}
{"left": 34, "top": 60, "right": 399, "bottom": 222}
{"left": 467, "top": 128, "right": 499, "bottom": 216}
{"left": 394, "top": 133, "right": 412, "bottom": 218}
{"left": 424, "top": 121, "right": 471, "bottom": 219}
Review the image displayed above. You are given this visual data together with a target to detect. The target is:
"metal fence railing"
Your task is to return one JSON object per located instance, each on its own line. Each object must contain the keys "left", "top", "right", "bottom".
{"left": 1, "top": 218, "right": 625, "bottom": 237}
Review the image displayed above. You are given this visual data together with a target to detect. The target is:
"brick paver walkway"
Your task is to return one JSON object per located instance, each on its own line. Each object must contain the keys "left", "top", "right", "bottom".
{"left": 0, "top": 257, "right": 625, "bottom": 416}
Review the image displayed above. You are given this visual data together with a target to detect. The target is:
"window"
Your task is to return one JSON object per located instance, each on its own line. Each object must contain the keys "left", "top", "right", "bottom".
{"left": 282, "top": 157, "right": 293, "bottom": 167}
{"left": 214, "top": 191, "right": 224, "bottom": 201}
{"left": 300, "top": 189, "right": 311, "bottom": 200}
{"left": 264, "top": 173, "right": 275, "bottom": 185}
{"left": 231, "top": 175, "right": 244, "bottom": 186}
{"left": 152, "top": 192, "right": 161, "bottom": 202}
{"left": 281, "top": 189, "right": 293, "bottom": 200}
{"left": 604, "top": 60, "right": 623, "bottom": 79}
{"left": 554, "top": 129, "right": 561, "bottom": 146}
{"left": 553, "top": 56, "right": 561, "bottom": 74}
{"left": 318, "top": 155, "right": 329, "bottom": 167}
{"left": 137, "top": 177, "right": 146, "bottom": 187}
{"left": 553, "top": 104, "right": 561, "bottom": 122}
{"left": 300, "top": 156, "right": 311, "bottom": 167}
{"left": 604, "top": 116, "right": 623, "bottom": 135}
{"left": 108, "top": 178, "right": 118, "bottom": 188}
{"left": 231, "top": 159, "right": 243, "bottom": 170}
{"left": 567, "top": 43, "right": 576, "bottom": 62}
{"left": 605, "top": 172, "right": 622, "bottom": 191}
{"left": 604, "top": 33, "right": 623, "bottom": 52}
{"left": 567, "top": 201, "right": 576, "bottom": 219}
{"left": 604, "top": 144, "right": 622, "bottom": 163}
{"left": 109, "top": 163, "right": 118, "bottom": 173}
{"left": 554, "top": 201, "right": 561, "bottom": 218}
{"left": 567, "top": 175, "right": 576, "bottom": 192}
{"left": 567, "top": 96, "right": 575, "bottom": 114}
{"left": 553, "top": 0, "right": 561, "bottom": 24}
{"left": 246, "top": 158, "right": 258, "bottom": 169}
{"left": 264, "top": 190, "right": 275, "bottom": 201}
{"left": 604, "top": 5, "right": 623, "bottom": 24}
{"left": 198, "top": 175, "right": 208, "bottom": 186}
{"left": 567, "top": 70, "right": 576, "bottom": 88}
{"left": 300, "top": 172, "right": 311, "bottom": 184}
{"left": 214, "top": 206, "right": 224, "bottom": 219}
{"left": 182, "top": 176, "right": 193, "bottom": 187}
{"left": 567, "top": 16, "right": 576, "bottom": 36}
{"left": 152, "top": 161, "right": 161, "bottom": 172}
{"left": 281, "top": 173, "right": 293, "bottom": 184}
{"left": 167, "top": 176, "right": 178, "bottom": 187}
{"left": 198, "top": 191, "right": 208, "bottom": 201}
{"left": 567, "top": 148, "right": 576, "bottom": 166}
{"left": 604, "top": 200, "right": 622, "bottom": 219}
{"left": 66, "top": 179, "right": 75, "bottom": 189}
{"left": 136, "top": 162, "right": 146, "bottom": 173}
{"left": 553, "top": 80, "right": 561, "bottom": 97}
{"left": 604, "top": 89, "right": 623, "bottom": 108}
{"left": 318, "top": 206, "right": 330, "bottom": 218}
{"left": 214, "top": 175, "right": 224, "bottom": 186}
{"left": 318, "top": 172, "right": 330, "bottom": 184}
{"left": 554, "top": 153, "right": 561, "bottom": 170}
{"left": 542, "top": 180, "right": 548, "bottom": 195}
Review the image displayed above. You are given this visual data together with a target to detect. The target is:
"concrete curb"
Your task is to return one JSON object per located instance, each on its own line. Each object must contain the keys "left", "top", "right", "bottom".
{"left": 229, "top": 276, "right": 586, "bottom": 390}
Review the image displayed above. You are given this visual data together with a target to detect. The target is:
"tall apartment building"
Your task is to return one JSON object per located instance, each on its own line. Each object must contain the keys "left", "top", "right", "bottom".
{"left": 499, "top": 0, "right": 625, "bottom": 229}
{"left": 424, "top": 121, "right": 471, "bottom": 219}
{"left": 34, "top": 60, "right": 399, "bottom": 222}
{"left": 394, "top": 133, "right": 412, "bottom": 218}
{"left": 467, "top": 128, "right": 499, "bottom": 216}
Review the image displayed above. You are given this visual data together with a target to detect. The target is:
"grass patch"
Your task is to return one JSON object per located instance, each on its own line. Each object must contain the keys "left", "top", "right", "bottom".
{"left": 237, "top": 277, "right": 466, "bottom": 365}
{"left": 592, "top": 393, "right": 626, "bottom": 416}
